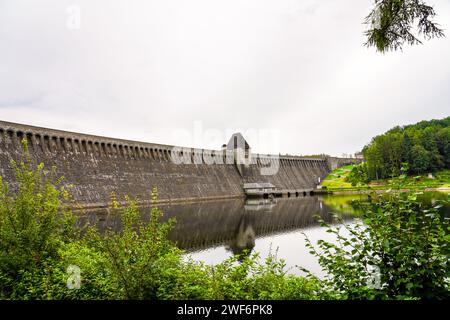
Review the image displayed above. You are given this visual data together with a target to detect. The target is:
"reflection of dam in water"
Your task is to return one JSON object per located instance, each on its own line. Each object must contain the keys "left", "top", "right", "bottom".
{"left": 78, "top": 196, "right": 340, "bottom": 254}
{"left": 166, "top": 197, "right": 334, "bottom": 252}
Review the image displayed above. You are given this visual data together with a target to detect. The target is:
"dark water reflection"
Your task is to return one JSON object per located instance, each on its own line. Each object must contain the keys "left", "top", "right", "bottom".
{"left": 78, "top": 191, "right": 449, "bottom": 276}
{"left": 165, "top": 196, "right": 348, "bottom": 252}
{"left": 77, "top": 195, "right": 357, "bottom": 275}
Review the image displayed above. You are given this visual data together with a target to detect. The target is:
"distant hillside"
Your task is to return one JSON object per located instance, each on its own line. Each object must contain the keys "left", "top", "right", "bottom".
{"left": 362, "top": 117, "right": 450, "bottom": 180}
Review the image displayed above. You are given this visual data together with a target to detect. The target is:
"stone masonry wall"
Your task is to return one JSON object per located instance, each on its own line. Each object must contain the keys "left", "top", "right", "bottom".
{"left": 0, "top": 120, "right": 333, "bottom": 208}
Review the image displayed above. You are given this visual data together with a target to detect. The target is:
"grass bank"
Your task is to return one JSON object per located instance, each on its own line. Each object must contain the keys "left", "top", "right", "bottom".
{"left": 321, "top": 165, "right": 450, "bottom": 193}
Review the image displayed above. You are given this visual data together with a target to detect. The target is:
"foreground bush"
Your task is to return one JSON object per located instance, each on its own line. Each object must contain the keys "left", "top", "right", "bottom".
{"left": 0, "top": 145, "right": 76, "bottom": 299}
{"left": 160, "top": 253, "right": 324, "bottom": 300}
{"left": 306, "top": 187, "right": 450, "bottom": 299}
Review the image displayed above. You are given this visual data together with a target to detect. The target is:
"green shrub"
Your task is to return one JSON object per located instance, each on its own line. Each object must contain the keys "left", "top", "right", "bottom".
{"left": 84, "top": 189, "right": 182, "bottom": 299}
{"left": 346, "top": 163, "right": 370, "bottom": 186}
{"left": 160, "top": 252, "right": 323, "bottom": 300}
{"left": 0, "top": 140, "right": 76, "bottom": 298}
{"left": 306, "top": 189, "right": 450, "bottom": 299}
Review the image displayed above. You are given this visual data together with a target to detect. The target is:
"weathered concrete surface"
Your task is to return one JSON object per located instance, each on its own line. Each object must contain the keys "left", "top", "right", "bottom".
{"left": 240, "top": 155, "right": 330, "bottom": 192}
{"left": 0, "top": 120, "right": 347, "bottom": 207}
{"left": 0, "top": 120, "right": 244, "bottom": 207}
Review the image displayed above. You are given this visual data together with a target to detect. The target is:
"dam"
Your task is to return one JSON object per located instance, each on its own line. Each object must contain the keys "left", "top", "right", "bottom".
{"left": 0, "top": 120, "right": 358, "bottom": 209}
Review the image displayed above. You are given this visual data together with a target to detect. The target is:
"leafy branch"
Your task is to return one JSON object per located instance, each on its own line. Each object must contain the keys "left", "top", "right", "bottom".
{"left": 365, "top": 0, "right": 445, "bottom": 52}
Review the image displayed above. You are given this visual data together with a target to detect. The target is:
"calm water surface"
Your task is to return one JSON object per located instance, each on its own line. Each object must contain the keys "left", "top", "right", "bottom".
{"left": 81, "top": 192, "right": 449, "bottom": 277}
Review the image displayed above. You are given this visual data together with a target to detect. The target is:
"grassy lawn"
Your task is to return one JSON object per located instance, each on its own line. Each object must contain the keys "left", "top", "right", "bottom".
{"left": 321, "top": 165, "right": 450, "bottom": 192}
{"left": 321, "top": 165, "right": 355, "bottom": 190}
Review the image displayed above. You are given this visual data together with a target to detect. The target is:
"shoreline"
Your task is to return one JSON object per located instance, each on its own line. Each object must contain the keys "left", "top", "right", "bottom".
{"left": 69, "top": 187, "right": 449, "bottom": 214}
{"left": 328, "top": 187, "right": 450, "bottom": 195}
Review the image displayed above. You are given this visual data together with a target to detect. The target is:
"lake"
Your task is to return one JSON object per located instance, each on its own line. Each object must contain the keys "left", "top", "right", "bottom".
{"left": 80, "top": 191, "right": 449, "bottom": 277}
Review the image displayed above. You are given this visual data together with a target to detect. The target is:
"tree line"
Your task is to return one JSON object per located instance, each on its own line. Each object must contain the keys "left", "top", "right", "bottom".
{"left": 361, "top": 117, "right": 450, "bottom": 181}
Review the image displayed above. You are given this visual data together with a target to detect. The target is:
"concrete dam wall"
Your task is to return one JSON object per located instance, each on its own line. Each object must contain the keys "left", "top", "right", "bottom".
{"left": 0, "top": 120, "right": 337, "bottom": 208}
{"left": 240, "top": 156, "right": 329, "bottom": 192}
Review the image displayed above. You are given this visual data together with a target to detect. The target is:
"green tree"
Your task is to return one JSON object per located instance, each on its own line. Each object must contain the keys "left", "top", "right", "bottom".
{"left": 365, "top": 0, "right": 445, "bottom": 52}
{"left": 410, "top": 144, "right": 431, "bottom": 173}
{"left": 363, "top": 141, "right": 384, "bottom": 180}
{"left": 436, "top": 127, "right": 450, "bottom": 167}
{"left": 362, "top": 117, "right": 450, "bottom": 180}
{"left": 347, "top": 163, "right": 370, "bottom": 186}
{"left": 401, "top": 133, "right": 413, "bottom": 164}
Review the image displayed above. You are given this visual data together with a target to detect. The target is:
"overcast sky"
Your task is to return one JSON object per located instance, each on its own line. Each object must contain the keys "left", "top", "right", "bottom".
{"left": 1, "top": 0, "right": 449, "bottom": 156}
